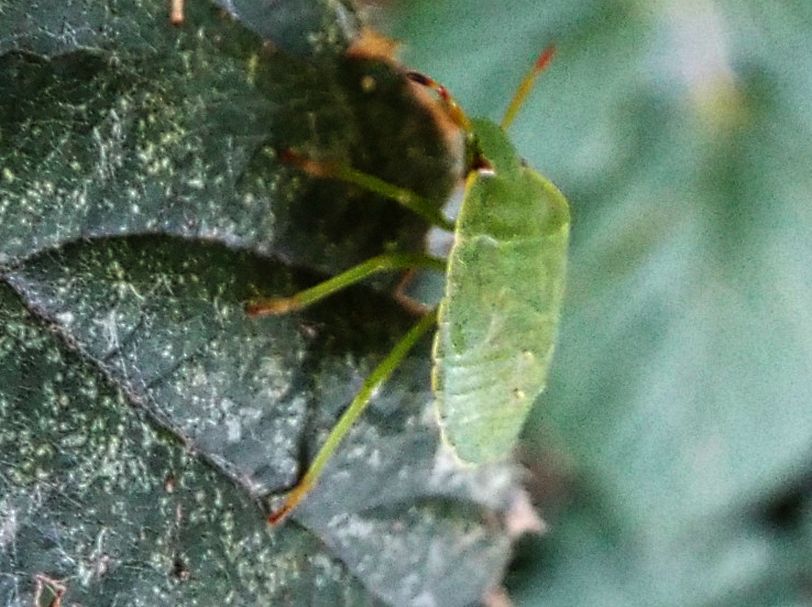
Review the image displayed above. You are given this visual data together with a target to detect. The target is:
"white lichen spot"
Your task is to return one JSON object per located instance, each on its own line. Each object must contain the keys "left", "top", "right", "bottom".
{"left": 35, "top": 444, "right": 54, "bottom": 458}
{"left": 187, "top": 364, "right": 207, "bottom": 387}
{"left": 55, "top": 311, "right": 75, "bottom": 326}
{"left": 2, "top": 167, "right": 14, "bottom": 183}
{"left": 187, "top": 177, "right": 204, "bottom": 190}
{"left": 0, "top": 503, "right": 18, "bottom": 550}
{"left": 246, "top": 54, "right": 259, "bottom": 85}
{"left": 367, "top": 447, "right": 381, "bottom": 469}
{"left": 225, "top": 418, "right": 242, "bottom": 443}
{"left": 412, "top": 590, "right": 438, "bottom": 607}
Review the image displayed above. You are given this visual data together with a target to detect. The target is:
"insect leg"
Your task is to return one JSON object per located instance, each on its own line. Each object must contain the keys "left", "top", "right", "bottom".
{"left": 280, "top": 149, "right": 454, "bottom": 231}
{"left": 246, "top": 253, "right": 445, "bottom": 316}
{"left": 392, "top": 269, "right": 433, "bottom": 315}
{"left": 268, "top": 307, "right": 439, "bottom": 525}
{"left": 500, "top": 45, "right": 555, "bottom": 130}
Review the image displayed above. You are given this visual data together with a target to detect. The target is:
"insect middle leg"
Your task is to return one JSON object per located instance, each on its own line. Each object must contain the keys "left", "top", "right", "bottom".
{"left": 266, "top": 307, "right": 438, "bottom": 525}
{"left": 251, "top": 254, "right": 443, "bottom": 524}
{"left": 246, "top": 252, "right": 444, "bottom": 316}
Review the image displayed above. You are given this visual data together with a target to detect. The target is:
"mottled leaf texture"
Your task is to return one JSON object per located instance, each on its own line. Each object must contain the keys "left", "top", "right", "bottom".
{"left": 0, "top": 1, "right": 523, "bottom": 606}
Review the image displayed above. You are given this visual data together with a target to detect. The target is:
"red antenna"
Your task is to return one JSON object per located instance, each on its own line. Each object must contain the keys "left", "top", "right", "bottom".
{"left": 501, "top": 45, "right": 556, "bottom": 130}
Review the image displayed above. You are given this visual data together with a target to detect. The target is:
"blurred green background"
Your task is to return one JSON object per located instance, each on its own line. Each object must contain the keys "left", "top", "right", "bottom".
{"left": 2, "top": 0, "right": 809, "bottom": 604}
{"left": 377, "top": 1, "right": 812, "bottom": 605}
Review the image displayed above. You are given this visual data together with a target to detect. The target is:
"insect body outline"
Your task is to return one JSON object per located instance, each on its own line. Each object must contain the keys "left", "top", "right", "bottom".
{"left": 246, "top": 43, "right": 569, "bottom": 524}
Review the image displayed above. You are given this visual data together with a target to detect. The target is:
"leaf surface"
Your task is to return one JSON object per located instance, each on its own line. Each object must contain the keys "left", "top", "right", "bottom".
{"left": 0, "top": 1, "right": 523, "bottom": 605}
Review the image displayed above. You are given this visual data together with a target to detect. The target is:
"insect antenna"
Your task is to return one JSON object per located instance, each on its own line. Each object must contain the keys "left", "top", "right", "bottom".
{"left": 500, "top": 45, "right": 556, "bottom": 130}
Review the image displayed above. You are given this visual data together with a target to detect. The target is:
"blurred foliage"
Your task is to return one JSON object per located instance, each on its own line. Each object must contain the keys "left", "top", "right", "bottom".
{"left": 383, "top": 0, "right": 812, "bottom": 605}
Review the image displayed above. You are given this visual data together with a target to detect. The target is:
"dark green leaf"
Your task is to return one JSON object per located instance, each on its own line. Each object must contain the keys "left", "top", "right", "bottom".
{"left": 0, "top": 281, "right": 377, "bottom": 605}
{"left": 0, "top": 1, "right": 523, "bottom": 605}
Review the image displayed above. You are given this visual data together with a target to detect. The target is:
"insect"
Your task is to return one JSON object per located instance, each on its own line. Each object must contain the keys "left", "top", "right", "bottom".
{"left": 247, "top": 45, "right": 570, "bottom": 525}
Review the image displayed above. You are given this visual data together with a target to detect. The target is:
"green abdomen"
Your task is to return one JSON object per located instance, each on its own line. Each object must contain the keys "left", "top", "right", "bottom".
{"left": 432, "top": 168, "right": 569, "bottom": 463}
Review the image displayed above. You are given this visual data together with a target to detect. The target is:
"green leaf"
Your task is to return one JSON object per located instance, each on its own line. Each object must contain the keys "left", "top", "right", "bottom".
{"left": 387, "top": 0, "right": 812, "bottom": 604}
{"left": 0, "top": 0, "right": 360, "bottom": 58}
{"left": 0, "top": 281, "right": 377, "bottom": 605}
{"left": 0, "top": 1, "right": 524, "bottom": 605}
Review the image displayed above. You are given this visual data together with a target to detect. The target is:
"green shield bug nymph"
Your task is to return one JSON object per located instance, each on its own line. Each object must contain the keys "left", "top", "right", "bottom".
{"left": 247, "top": 45, "right": 569, "bottom": 524}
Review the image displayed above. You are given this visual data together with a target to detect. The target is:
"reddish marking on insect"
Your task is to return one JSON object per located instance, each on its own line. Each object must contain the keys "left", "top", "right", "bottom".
{"left": 278, "top": 149, "right": 337, "bottom": 179}
{"left": 500, "top": 43, "right": 557, "bottom": 130}
{"left": 267, "top": 505, "right": 291, "bottom": 526}
{"left": 245, "top": 296, "right": 300, "bottom": 317}
{"left": 344, "top": 32, "right": 464, "bottom": 166}
{"left": 267, "top": 480, "right": 312, "bottom": 526}
{"left": 535, "top": 45, "right": 556, "bottom": 71}
{"left": 471, "top": 154, "right": 493, "bottom": 173}
{"left": 406, "top": 71, "right": 470, "bottom": 130}
{"left": 346, "top": 28, "right": 400, "bottom": 62}
{"left": 405, "top": 72, "right": 451, "bottom": 103}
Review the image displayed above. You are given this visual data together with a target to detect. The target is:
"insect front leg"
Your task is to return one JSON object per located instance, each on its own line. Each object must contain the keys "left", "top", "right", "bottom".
{"left": 267, "top": 308, "right": 438, "bottom": 525}
{"left": 279, "top": 149, "right": 454, "bottom": 231}
{"left": 246, "top": 253, "right": 444, "bottom": 317}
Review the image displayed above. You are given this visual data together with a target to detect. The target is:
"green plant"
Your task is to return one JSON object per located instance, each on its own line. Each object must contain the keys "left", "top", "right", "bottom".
{"left": 0, "top": 2, "right": 531, "bottom": 605}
